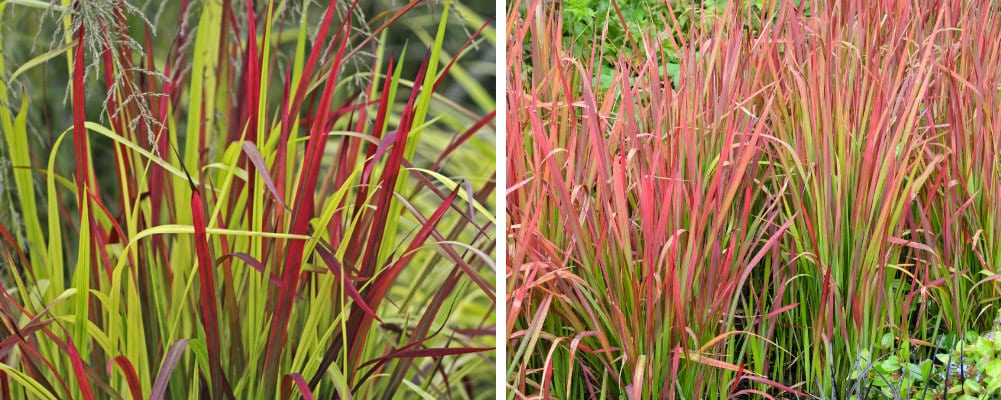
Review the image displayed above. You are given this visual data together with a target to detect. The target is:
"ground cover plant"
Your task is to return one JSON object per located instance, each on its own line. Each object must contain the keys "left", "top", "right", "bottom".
{"left": 507, "top": 0, "right": 1001, "bottom": 398}
{"left": 0, "top": 0, "right": 496, "bottom": 398}
{"left": 559, "top": 0, "right": 806, "bottom": 89}
{"left": 857, "top": 321, "right": 1001, "bottom": 400}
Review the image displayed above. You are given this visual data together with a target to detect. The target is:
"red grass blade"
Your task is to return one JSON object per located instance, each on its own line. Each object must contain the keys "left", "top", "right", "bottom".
{"left": 361, "top": 346, "right": 493, "bottom": 370}
{"left": 313, "top": 245, "right": 378, "bottom": 319}
{"left": 65, "top": 336, "right": 95, "bottom": 400}
{"left": 357, "top": 54, "right": 432, "bottom": 278}
{"left": 262, "top": 1, "right": 357, "bottom": 383}
{"left": 346, "top": 186, "right": 463, "bottom": 382}
{"left": 190, "top": 188, "right": 230, "bottom": 399}
{"left": 430, "top": 110, "right": 496, "bottom": 170}
{"left": 216, "top": 253, "right": 282, "bottom": 286}
{"left": 71, "top": 25, "right": 89, "bottom": 206}
{"left": 279, "top": 373, "right": 315, "bottom": 400}
{"left": 106, "top": 356, "right": 143, "bottom": 400}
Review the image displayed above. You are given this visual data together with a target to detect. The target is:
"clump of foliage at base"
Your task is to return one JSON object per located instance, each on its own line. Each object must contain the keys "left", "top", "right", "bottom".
{"left": 507, "top": 0, "right": 1001, "bottom": 398}
{"left": 0, "top": 0, "right": 496, "bottom": 398}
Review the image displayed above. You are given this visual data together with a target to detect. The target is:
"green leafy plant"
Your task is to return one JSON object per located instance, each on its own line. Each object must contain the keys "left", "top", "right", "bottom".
{"left": 560, "top": 0, "right": 687, "bottom": 88}
{"left": 0, "top": 0, "right": 496, "bottom": 398}
{"left": 855, "top": 326, "right": 1001, "bottom": 400}
{"left": 558, "top": 0, "right": 798, "bottom": 90}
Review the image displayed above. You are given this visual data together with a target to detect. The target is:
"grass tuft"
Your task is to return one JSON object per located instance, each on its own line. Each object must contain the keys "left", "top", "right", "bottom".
{"left": 0, "top": 0, "right": 496, "bottom": 398}
{"left": 507, "top": 0, "right": 1001, "bottom": 398}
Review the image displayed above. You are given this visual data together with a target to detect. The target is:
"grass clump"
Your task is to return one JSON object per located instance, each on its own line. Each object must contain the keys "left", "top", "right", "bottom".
{"left": 0, "top": 0, "right": 496, "bottom": 398}
{"left": 507, "top": 0, "right": 1001, "bottom": 398}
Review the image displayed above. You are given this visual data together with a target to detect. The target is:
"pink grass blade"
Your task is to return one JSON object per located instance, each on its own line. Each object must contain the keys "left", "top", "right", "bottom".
{"left": 150, "top": 339, "right": 190, "bottom": 400}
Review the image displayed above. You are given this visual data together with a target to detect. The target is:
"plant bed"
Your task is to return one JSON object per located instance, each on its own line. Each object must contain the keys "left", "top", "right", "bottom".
{"left": 0, "top": 0, "right": 497, "bottom": 398}
{"left": 507, "top": 0, "right": 1001, "bottom": 398}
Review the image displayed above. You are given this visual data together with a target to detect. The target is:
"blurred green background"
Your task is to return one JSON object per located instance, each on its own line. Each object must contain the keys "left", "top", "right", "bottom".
{"left": 0, "top": 0, "right": 496, "bottom": 247}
